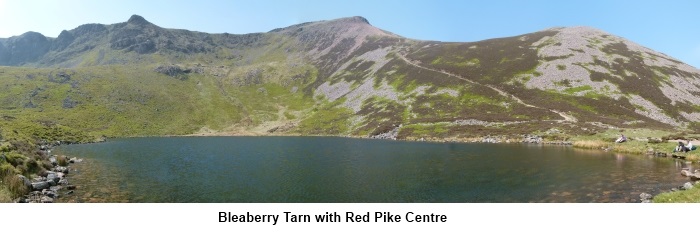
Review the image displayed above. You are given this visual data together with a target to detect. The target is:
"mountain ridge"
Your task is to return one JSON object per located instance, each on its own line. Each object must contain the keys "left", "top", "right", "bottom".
{"left": 1, "top": 15, "right": 700, "bottom": 140}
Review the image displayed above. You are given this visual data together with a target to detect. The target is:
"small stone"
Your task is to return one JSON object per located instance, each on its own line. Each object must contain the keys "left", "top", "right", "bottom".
{"left": 67, "top": 185, "right": 77, "bottom": 190}
{"left": 58, "top": 178, "right": 69, "bottom": 185}
{"left": 639, "top": 192, "right": 653, "bottom": 200}
{"left": 40, "top": 196, "right": 54, "bottom": 203}
{"left": 42, "top": 189, "right": 57, "bottom": 198}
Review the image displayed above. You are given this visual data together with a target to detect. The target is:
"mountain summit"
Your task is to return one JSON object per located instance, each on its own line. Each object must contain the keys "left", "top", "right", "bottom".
{"left": 1, "top": 16, "right": 700, "bottom": 138}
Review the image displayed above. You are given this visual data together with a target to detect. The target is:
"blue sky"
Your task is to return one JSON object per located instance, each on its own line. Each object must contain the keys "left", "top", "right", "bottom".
{"left": 1, "top": 0, "right": 699, "bottom": 68}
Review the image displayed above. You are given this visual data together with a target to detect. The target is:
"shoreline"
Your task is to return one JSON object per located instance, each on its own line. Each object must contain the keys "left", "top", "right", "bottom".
{"left": 52, "top": 132, "right": 700, "bottom": 203}
{"left": 14, "top": 144, "right": 83, "bottom": 203}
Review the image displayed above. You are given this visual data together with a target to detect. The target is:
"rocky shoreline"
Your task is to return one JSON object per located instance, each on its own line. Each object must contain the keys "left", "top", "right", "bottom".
{"left": 367, "top": 132, "right": 698, "bottom": 203}
{"left": 13, "top": 134, "right": 697, "bottom": 203}
{"left": 13, "top": 143, "right": 83, "bottom": 203}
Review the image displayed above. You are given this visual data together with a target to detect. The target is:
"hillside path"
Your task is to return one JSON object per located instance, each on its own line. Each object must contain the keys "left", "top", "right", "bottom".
{"left": 396, "top": 52, "right": 577, "bottom": 123}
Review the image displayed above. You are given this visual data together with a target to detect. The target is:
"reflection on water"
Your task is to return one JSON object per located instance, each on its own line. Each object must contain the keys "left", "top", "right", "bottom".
{"left": 55, "top": 137, "right": 690, "bottom": 203}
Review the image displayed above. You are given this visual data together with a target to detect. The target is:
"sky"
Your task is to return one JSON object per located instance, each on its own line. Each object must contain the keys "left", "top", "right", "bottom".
{"left": 1, "top": 0, "right": 699, "bottom": 68}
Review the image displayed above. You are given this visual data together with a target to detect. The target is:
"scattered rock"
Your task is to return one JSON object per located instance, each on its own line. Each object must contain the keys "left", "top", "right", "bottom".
{"left": 42, "top": 189, "right": 58, "bottom": 198}
{"left": 639, "top": 192, "right": 653, "bottom": 201}
{"left": 522, "top": 134, "right": 542, "bottom": 144}
{"left": 40, "top": 196, "right": 54, "bottom": 203}
{"left": 53, "top": 166, "right": 69, "bottom": 174}
{"left": 58, "top": 178, "right": 69, "bottom": 185}
{"left": 370, "top": 125, "right": 401, "bottom": 140}
{"left": 155, "top": 64, "right": 191, "bottom": 77}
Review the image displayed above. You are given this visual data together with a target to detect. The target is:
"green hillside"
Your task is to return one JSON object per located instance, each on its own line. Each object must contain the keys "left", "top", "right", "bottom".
{"left": 3, "top": 15, "right": 700, "bottom": 201}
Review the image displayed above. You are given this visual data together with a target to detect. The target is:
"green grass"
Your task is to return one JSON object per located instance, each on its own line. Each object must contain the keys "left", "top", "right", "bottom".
{"left": 0, "top": 184, "right": 13, "bottom": 202}
{"left": 570, "top": 128, "right": 700, "bottom": 161}
{"left": 297, "top": 99, "right": 354, "bottom": 135}
{"left": 564, "top": 85, "right": 593, "bottom": 95}
{"left": 654, "top": 186, "right": 700, "bottom": 203}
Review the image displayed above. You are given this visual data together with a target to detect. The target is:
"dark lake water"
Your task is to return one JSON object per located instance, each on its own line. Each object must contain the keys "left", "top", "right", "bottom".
{"left": 54, "top": 137, "right": 694, "bottom": 203}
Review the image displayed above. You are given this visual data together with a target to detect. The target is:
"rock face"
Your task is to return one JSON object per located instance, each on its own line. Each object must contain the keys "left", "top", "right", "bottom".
{"left": 155, "top": 65, "right": 191, "bottom": 77}
{"left": 0, "top": 32, "right": 50, "bottom": 65}
{"left": 370, "top": 125, "right": 401, "bottom": 140}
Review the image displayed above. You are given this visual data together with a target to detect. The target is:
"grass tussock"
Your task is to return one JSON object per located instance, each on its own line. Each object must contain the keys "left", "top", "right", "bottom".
{"left": 0, "top": 169, "right": 29, "bottom": 200}
{"left": 573, "top": 140, "right": 609, "bottom": 149}
{"left": 57, "top": 155, "right": 68, "bottom": 167}
{"left": 0, "top": 185, "right": 12, "bottom": 202}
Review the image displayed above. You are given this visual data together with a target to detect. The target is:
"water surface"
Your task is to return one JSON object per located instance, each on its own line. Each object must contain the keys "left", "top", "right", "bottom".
{"left": 55, "top": 137, "right": 693, "bottom": 202}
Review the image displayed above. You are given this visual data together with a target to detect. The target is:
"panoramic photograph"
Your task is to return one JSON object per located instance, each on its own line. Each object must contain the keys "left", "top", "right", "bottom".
{"left": 1, "top": 0, "right": 700, "bottom": 205}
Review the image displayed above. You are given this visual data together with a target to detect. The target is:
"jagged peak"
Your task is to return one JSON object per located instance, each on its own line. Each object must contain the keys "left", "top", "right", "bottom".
{"left": 57, "top": 30, "right": 72, "bottom": 37}
{"left": 127, "top": 14, "right": 151, "bottom": 26}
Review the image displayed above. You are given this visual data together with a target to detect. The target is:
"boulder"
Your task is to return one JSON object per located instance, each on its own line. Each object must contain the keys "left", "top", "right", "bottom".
{"left": 682, "top": 182, "right": 694, "bottom": 190}
{"left": 681, "top": 170, "right": 692, "bottom": 177}
{"left": 31, "top": 181, "right": 50, "bottom": 191}
{"left": 46, "top": 172, "right": 60, "bottom": 183}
